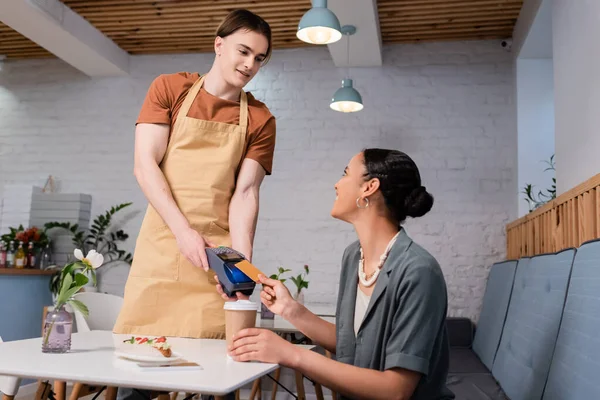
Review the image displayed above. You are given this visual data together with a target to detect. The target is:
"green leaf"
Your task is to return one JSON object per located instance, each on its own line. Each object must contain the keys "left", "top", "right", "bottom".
{"left": 58, "top": 285, "right": 83, "bottom": 305}
{"left": 68, "top": 299, "right": 89, "bottom": 317}
{"left": 74, "top": 272, "right": 89, "bottom": 287}
{"left": 57, "top": 273, "right": 73, "bottom": 300}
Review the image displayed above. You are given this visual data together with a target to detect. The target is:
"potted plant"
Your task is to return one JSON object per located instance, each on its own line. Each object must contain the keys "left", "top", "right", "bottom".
{"left": 46, "top": 202, "right": 133, "bottom": 298}
{"left": 290, "top": 265, "right": 310, "bottom": 304}
{"left": 42, "top": 249, "right": 104, "bottom": 353}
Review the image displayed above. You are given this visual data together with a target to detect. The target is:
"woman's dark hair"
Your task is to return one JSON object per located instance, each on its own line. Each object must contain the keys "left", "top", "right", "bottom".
{"left": 216, "top": 9, "right": 273, "bottom": 64}
{"left": 362, "top": 148, "right": 434, "bottom": 223}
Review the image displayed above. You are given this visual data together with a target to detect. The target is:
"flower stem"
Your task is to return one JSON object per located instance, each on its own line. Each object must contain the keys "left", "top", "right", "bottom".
{"left": 43, "top": 319, "right": 55, "bottom": 347}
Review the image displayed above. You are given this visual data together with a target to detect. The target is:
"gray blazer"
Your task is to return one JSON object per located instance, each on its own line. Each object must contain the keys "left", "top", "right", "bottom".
{"left": 335, "top": 229, "right": 454, "bottom": 400}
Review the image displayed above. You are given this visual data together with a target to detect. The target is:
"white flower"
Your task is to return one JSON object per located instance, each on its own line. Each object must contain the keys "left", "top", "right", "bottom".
{"left": 74, "top": 249, "right": 104, "bottom": 269}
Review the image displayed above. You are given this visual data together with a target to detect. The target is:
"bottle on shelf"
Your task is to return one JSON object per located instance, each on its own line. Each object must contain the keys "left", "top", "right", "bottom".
{"left": 26, "top": 242, "right": 36, "bottom": 269}
{"left": 39, "top": 243, "right": 53, "bottom": 270}
{"left": 6, "top": 241, "right": 15, "bottom": 269}
{"left": 0, "top": 242, "right": 7, "bottom": 268}
{"left": 14, "top": 241, "right": 25, "bottom": 269}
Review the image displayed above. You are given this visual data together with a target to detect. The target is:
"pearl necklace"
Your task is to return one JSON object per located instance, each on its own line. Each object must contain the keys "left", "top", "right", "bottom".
{"left": 358, "top": 231, "right": 400, "bottom": 287}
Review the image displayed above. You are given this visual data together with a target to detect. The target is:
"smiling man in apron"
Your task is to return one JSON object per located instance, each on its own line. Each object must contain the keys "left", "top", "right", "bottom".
{"left": 113, "top": 9, "right": 275, "bottom": 346}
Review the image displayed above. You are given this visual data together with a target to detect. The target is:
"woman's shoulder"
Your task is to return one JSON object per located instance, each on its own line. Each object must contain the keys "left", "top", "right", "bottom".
{"left": 392, "top": 232, "right": 445, "bottom": 282}
{"left": 342, "top": 240, "right": 360, "bottom": 260}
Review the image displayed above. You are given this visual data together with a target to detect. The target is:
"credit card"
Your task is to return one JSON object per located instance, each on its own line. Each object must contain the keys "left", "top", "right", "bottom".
{"left": 234, "top": 259, "right": 264, "bottom": 282}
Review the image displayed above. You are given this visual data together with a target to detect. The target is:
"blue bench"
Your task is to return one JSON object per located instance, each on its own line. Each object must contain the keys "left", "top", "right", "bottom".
{"left": 446, "top": 239, "right": 600, "bottom": 400}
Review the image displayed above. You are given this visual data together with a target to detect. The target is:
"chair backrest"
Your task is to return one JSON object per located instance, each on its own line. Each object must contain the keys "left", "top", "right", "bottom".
{"left": 542, "top": 239, "right": 600, "bottom": 400}
{"left": 72, "top": 292, "right": 124, "bottom": 332}
{"left": 492, "top": 249, "right": 576, "bottom": 400}
{"left": 0, "top": 336, "right": 21, "bottom": 396}
{"left": 472, "top": 259, "right": 520, "bottom": 370}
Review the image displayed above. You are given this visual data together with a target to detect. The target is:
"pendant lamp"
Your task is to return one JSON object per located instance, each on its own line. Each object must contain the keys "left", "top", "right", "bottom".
{"left": 330, "top": 25, "right": 363, "bottom": 113}
{"left": 297, "top": 0, "right": 342, "bottom": 45}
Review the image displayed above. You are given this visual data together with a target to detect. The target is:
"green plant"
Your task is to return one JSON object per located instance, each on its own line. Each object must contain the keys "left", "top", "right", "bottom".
{"left": 269, "top": 267, "right": 291, "bottom": 283}
{"left": 46, "top": 202, "right": 133, "bottom": 296}
{"left": 290, "top": 264, "right": 310, "bottom": 297}
{"left": 522, "top": 154, "right": 556, "bottom": 212}
{"left": 43, "top": 249, "right": 104, "bottom": 347}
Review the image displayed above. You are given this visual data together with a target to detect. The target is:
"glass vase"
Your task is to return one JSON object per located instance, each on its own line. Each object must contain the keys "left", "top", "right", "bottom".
{"left": 260, "top": 303, "right": 275, "bottom": 320}
{"left": 295, "top": 291, "right": 305, "bottom": 305}
{"left": 42, "top": 306, "right": 73, "bottom": 353}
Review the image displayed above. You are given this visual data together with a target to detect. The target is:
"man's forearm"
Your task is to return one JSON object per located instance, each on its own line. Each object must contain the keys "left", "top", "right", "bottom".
{"left": 228, "top": 188, "right": 259, "bottom": 261}
{"left": 134, "top": 161, "right": 189, "bottom": 234}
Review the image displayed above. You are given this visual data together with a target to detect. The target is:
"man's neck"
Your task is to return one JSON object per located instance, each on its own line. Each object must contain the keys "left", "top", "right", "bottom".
{"left": 203, "top": 67, "right": 242, "bottom": 102}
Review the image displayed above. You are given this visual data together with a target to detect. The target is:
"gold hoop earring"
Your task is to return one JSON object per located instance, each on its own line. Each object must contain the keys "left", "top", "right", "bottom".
{"left": 356, "top": 197, "right": 370, "bottom": 209}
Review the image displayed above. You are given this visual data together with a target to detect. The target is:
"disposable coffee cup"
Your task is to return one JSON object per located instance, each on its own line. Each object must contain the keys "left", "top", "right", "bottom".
{"left": 224, "top": 300, "right": 258, "bottom": 347}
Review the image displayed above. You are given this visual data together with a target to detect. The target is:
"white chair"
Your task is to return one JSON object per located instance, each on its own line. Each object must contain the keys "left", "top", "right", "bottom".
{"left": 62, "top": 292, "right": 123, "bottom": 400}
{"left": 0, "top": 336, "right": 21, "bottom": 400}
{"left": 71, "top": 292, "right": 124, "bottom": 332}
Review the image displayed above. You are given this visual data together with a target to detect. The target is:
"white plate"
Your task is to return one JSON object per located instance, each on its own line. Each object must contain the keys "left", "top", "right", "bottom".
{"left": 114, "top": 348, "right": 184, "bottom": 363}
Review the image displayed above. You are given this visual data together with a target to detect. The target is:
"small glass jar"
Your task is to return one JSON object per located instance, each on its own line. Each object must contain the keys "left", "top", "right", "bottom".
{"left": 260, "top": 303, "right": 275, "bottom": 320}
{"left": 41, "top": 306, "right": 73, "bottom": 353}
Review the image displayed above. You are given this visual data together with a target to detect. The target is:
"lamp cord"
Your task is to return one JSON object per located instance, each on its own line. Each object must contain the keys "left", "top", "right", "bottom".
{"left": 346, "top": 31, "right": 350, "bottom": 77}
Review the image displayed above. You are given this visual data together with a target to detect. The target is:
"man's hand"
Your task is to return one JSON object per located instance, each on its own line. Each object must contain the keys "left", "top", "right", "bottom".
{"left": 214, "top": 275, "right": 250, "bottom": 301}
{"left": 174, "top": 227, "right": 215, "bottom": 271}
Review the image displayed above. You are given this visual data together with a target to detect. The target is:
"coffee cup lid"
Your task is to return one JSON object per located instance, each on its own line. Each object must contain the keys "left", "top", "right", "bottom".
{"left": 223, "top": 300, "right": 258, "bottom": 311}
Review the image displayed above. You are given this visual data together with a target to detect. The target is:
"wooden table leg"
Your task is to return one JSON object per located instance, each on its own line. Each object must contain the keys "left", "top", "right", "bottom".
{"left": 294, "top": 371, "right": 306, "bottom": 400}
{"left": 270, "top": 367, "right": 281, "bottom": 400}
{"left": 53, "top": 381, "right": 66, "bottom": 400}
{"left": 105, "top": 387, "right": 118, "bottom": 400}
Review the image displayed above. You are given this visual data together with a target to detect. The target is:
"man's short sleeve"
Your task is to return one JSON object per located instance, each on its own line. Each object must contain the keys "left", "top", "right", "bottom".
{"left": 245, "top": 116, "right": 276, "bottom": 175}
{"left": 136, "top": 74, "right": 174, "bottom": 126}
{"left": 384, "top": 265, "right": 447, "bottom": 375}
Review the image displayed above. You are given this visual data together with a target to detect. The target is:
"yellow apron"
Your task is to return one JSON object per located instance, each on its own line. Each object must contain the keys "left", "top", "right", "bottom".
{"left": 113, "top": 76, "right": 248, "bottom": 338}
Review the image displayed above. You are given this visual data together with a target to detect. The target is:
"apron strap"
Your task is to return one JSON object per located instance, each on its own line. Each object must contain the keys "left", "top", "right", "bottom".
{"left": 175, "top": 76, "right": 205, "bottom": 125}
{"left": 239, "top": 90, "right": 248, "bottom": 132}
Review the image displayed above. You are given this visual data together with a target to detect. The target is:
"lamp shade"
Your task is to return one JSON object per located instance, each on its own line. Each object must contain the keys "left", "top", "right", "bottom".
{"left": 297, "top": 0, "right": 342, "bottom": 45}
{"left": 330, "top": 79, "right": 363, "bottom": 113}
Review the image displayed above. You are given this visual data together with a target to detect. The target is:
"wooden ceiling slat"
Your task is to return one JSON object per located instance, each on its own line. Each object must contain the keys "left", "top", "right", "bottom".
{"left": 393, "top": 34, "right": 510, "bottom": 44}
{"left": 380, "top": 14, "right": 519, "bottom": 25}
{"left": 383, "top": 23, "right": 516, "bottom": 34}
{"left": 387, "top": 29, "right": 513, "bottom": 40}
{"left": 385, "top": 26, "right": 514, "bottom": 37}
{"left": 380, "top": 7, "right": 522, "bottom": 19}
{"left": 67, "top": 0, "right": 302, "bottom": 13}
{"left": 71, "top": 7, "right": 308, "bottom": 19}
{"left": 377, "top": 0, "right": 523, "bottom": 12}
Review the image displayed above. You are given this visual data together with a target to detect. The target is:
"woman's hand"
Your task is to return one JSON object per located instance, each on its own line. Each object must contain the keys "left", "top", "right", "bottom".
{"left": 214, "top": 275, "right": 250, "bottom": 301}
{"left": 258, "top": 275, "right": 298, "bottom": 319}
{"left": 229, "top": 328, "right": 300, "bottom": 367}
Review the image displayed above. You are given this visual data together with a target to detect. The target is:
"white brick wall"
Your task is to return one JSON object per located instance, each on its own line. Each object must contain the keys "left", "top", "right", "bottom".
{"left": 0, "top": 40, "right": 516, "bottom": 321}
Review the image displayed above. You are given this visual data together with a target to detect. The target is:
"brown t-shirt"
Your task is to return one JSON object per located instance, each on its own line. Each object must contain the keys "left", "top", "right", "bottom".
{"left": 137, "top": 72, "right": 276, "bottom": 175}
